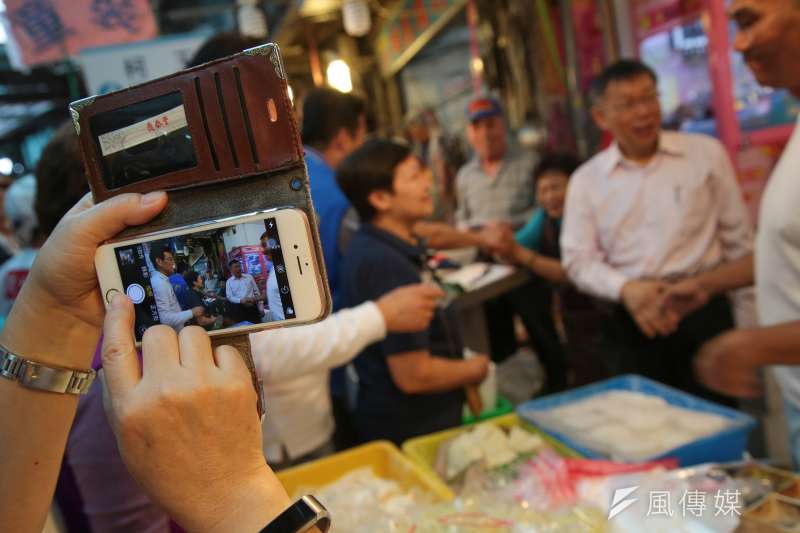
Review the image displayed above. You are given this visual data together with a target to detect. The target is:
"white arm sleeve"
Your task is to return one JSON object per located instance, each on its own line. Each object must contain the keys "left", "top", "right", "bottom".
{"left": 250, "top": 301, "right": 387, "bottom": 384}
{"left": 152, "top": 276, "right": 192, "bottom": 330}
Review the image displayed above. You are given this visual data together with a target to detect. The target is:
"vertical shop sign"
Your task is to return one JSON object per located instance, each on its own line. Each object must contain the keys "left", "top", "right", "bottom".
{"left": 376, "top": 0, "right": 467, "bottom": 77}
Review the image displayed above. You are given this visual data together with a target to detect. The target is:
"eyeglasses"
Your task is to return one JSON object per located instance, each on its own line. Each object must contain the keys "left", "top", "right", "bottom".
{"left": 603, "top": 92, "right": 661, "bottom": 114}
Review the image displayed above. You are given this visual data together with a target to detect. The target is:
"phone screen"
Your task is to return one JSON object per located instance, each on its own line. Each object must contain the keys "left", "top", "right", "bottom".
{"left": 113, "top": 216, "right": 296, "bottom": 341}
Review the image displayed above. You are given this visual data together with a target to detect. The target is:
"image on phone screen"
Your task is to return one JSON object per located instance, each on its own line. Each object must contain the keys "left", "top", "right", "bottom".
{"left": 113, "top": 216, "right": 296, "bottom": 341}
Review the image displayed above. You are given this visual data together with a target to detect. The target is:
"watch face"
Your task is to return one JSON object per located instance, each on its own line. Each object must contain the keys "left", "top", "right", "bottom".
{"left": 263, "top": 496, "right": 329, "bottom": 533}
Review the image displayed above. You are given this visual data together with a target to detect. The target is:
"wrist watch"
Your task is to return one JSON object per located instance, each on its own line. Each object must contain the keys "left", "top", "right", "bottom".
{"left": 0, "top": 345, "right": 96, "bottom": 395}
{"left": 260, "top": 495, "right": 330, "bottom": 533}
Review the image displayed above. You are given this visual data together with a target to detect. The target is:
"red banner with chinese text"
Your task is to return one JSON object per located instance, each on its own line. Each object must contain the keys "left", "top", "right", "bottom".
{"left": 4, "top": 0, "right": 157, "bottom": 68}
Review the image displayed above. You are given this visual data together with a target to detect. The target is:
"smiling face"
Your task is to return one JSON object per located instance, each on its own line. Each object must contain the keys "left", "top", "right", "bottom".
{"left": 156, "top": 250, "right": 175, "bottom": 276}
{"left": 536, "top": 171, "right": 569, "bottom": 219}
{"left": 368, "top": 156, "right": 433, "bottom": 224}
{"left": 729, "top": 0, "right": 800, "bottom": 96}
{"left": 592, "top": 73, "right": 662, "bottom": 160}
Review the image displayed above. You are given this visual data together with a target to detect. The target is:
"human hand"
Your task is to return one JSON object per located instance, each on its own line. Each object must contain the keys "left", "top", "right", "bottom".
{"left": 621, "top": 280, "right": 679, "bottom": 338}
{"left": 0, "top": 191, "right": 167, "bottom": 369}
{"left": 467, "top": 354, "right": 490, "bottom": 385}
{"left": 694, "top": 329, "right": 764, "bottom": 398}
{"left": 101, "top": 295, "right": 291, "bottom": 533}
{"left": 376, "top": 283, "right": 445, "bottom": 333}
{"left": 662, "top": 277, "right": 710, "bottom": 321}
{"left": 477, "top": 222, "right": 515, "bottom": 257}
{"left": 191, "top": 306, "right": 206, "bottom": 319}
{"left": 197, "top": 315, "right": 216, "bottom": 327}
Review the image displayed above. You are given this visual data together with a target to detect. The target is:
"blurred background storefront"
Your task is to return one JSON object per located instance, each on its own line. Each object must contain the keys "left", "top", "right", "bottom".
{"left": 1, "top": 0, "right": 794, "bottom": 218}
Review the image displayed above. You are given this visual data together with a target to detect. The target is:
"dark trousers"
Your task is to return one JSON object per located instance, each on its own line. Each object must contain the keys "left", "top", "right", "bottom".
{"left": 485, "top": 277, "right": 568, "bottom": 394}
{"left": 605, "top": 295, "right": 736, "bottom": 405}
{"left": 227, "top": 302, "right": 261, "bottom": 324}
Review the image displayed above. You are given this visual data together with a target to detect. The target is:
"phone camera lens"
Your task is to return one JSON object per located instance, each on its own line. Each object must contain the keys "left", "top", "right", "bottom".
{"left": 290, "top": 178, "right": 303, "bottom": 191}
{"left": 293, "top": 244, "right": 299, "bottom": 249}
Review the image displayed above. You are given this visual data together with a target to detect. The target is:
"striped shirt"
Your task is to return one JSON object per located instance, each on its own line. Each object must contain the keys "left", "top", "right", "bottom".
{"left": 455, "top": 149, "right": 538, "bottom": 229}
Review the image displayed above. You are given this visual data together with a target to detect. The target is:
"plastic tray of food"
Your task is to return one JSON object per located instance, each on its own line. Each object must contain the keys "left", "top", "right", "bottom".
{"left": 401, "top": 413, "right": 580, "bottom": 497}
{"left": 276, "top": 440, "right": 452, "bottom": 501}
{"left": 516, "top": 374, "right": 756, "bottom": 466}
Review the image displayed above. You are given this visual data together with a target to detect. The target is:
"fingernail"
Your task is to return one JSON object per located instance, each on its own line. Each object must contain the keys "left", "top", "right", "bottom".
{"left": 110, "top": 293, "right": 130, "bottom": 309}
{"left": 141, "top": 191, "right": 166, "bottom": 206}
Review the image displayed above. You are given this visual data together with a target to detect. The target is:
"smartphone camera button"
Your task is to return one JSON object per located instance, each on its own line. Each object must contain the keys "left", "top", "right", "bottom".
{"left": 105, "top": 288, "right": 120, "bottom": 304}
{"left": 290, "top": 178, "right": 303, "bottom": 191}
{"left": 126, "top": 284, "right": 146, "bottom": 304}
{"left": 286, "top": 306, "right": 294, "bottom": 316}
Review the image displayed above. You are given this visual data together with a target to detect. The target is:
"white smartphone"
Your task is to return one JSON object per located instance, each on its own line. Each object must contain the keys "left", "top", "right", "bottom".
{"left": 95, "top": 208, "right": 327, "bottom": 344}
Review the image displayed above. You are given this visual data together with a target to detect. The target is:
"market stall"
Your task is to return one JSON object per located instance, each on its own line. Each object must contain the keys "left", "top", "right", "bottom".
{"left": 274, "top": 372, "right": 796, "bottom": 532}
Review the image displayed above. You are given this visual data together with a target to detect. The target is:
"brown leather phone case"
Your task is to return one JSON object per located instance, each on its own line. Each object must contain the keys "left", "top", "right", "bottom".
{"left": 70, "top": 44, "right": 331, "bottom": 418}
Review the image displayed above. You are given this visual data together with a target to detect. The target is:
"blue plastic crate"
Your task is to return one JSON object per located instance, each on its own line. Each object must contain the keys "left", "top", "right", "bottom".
{"left": 517, "top": 374, "right": 757, "bottom": 467}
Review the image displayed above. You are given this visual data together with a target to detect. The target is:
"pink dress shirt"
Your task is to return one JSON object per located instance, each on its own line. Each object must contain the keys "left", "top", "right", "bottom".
{"left": 561, "top": 131, "right": 753, "bottom": 302}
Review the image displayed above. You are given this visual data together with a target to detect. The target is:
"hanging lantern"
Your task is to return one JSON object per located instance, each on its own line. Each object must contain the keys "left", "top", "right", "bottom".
{"left": 237, "top": 0, "right": 268, "bottom": 39}
{"left": 342, "top": 0, "right": 371, "bottom": 37}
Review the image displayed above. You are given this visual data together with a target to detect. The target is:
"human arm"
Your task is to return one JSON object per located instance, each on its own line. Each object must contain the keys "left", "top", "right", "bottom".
{"left": 244, "top": 276, "right": 262, "bottom": 305}
{"left": 101, "top": 295, "right": 295, "bottom": 533}
{"left": 560, "top": 174, "right": 629, "bottom": 301}
{"left": 386, "top": 350, "right": 489, "bottom": 394}
{"left": 414, "top": 221, "right": 483, "bottom": 250}
{"left": 694, "top": 321, "right": 800, "bottom": 398}
{"left": 663, "top": 254, "right": 755, "bottom": 318}
{"left": 251, "top": 283, "right": 444, "bottom": 382}
{"left": 663, "top": 144, "right": 755, "bottom": 318}
{"left": 512, "top": 244, "right": 568, "bottom": 284}
{"left": 0, "top": 191, "right": 167, "bottom": 533}
{"left": 152, "top": 275, "right": 194, "bottom": 328}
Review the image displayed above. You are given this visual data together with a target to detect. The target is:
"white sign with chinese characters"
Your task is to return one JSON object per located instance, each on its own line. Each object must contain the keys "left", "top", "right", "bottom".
{"left": 77, "top": 31, "right": 211, "bottom": 95}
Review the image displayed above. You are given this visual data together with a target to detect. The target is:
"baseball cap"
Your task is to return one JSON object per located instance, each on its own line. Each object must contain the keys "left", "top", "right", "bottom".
{"left": 467, "top": 96, "right": 503, "bottom": 123}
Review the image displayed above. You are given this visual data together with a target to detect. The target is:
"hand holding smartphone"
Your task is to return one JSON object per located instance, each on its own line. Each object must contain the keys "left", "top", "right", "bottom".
{"left": 95, "top": 208, "right": 326, "bottom": 345}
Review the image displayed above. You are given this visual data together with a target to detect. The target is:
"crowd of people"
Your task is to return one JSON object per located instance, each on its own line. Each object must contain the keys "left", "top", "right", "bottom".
{"left": 147, "top": 238, "right": 287, "bottom": 334}
{"left": 2, "top": 1, "right": 800, "bottom": 531}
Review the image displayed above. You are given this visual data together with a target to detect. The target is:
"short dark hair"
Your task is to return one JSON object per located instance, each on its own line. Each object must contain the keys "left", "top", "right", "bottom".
{"left": 229, "top": 259, "right": 241, "bottom": 267}
{"left": 186, "top": 32, "right": 264, "bottom": 68}
{"left": 183, "top": 269, "right": 200, "bottom": 287}
{"left": 301, "top": 88, "right": 366, "bottom": 150}
{"left": 175, "top": 261, "right": 188, "bottom": 274}
{"left": 35, "top": 121, "right": 90, "bottom": 237}
{"left": 149, "top": 244, "right": 172, "bottom": 268}
{"left": 591, "top": 59, "right": 658, "bottom": 102}
{"left": 336, "top": 139, "right": 411, "bottom": 222}
{"left": 259, "top": 230, "right": 268, "bottom": 241}
{"left": 533, "top": 153, "right": 582, "bottom": 183}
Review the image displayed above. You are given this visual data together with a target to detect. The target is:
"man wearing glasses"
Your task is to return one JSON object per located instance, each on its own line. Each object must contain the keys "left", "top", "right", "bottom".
{"left": 560, "top": 59, "right": 753, "bottom": 401}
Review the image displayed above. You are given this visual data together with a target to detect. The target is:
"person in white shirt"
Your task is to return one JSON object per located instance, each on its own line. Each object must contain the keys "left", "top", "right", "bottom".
{"left": 663, "top": 0, "right": 800, "bottom": 467}
{"left": 561, "top": 59, "right": 753, "bottom": 401}
{"left": 150, "top": 244, "right": 204, "bottom": 333}
{"left": 249, "top": 282, "right": 444, "bottom": 466}
{"left": 259, "top": 233, "right": 285, "bottom": 322}
{"left": 225, "top": 259, "right": 262, "bottom": 324}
